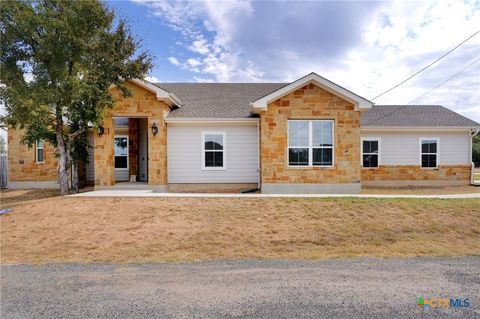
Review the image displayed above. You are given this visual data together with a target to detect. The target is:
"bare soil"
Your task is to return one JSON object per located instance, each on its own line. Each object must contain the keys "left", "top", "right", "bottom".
{"left": 1, "top": 189, "right": 479, "bottom": 264}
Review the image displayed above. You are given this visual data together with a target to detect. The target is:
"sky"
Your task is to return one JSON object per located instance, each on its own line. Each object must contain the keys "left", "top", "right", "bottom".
{"left": 106, "top": 0, "right": 480, "bottom": 123}
{"left": 1, "top": 0, "right": 479, "bottom": 143}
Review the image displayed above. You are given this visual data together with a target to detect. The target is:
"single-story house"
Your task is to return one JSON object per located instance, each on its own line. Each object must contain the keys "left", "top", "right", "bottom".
{"left": 7, "top": 73, "right": 480, "bottom": 193}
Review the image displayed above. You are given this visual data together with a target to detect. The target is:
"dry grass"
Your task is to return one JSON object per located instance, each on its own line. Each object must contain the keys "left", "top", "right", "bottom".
{"left": 1, "top": 189, "right": 479, "bottom": 264}
{"left": 362, "top": 185, "right": 480, "bottom": 195}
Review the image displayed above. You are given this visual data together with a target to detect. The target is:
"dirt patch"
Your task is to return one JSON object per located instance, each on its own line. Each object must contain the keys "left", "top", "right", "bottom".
{"left": 1, "top": 194, "right": 479, "bottom": 264}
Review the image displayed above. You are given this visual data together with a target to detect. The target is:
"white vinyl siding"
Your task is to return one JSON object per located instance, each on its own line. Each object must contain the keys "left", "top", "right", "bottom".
{"left": 167, "top": 123, "right": 259, "bottom": 183}
{"left": 361, "top": 131, "right": 471, "bottom": 165}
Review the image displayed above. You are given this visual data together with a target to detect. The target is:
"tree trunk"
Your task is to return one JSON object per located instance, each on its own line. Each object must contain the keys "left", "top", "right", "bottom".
{"left": 56, "top": 125, "right": 69, "bottom": 196}
{"left": 72, "top": 160, "right": 79, "bottom": 193}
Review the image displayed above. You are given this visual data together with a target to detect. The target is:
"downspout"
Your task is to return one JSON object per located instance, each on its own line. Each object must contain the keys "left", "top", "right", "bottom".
{"left": 470, "top": 128, "right": 479, "bottom": 185}
{"left": 257, "top": 120, "right": 261, "bottom": 190}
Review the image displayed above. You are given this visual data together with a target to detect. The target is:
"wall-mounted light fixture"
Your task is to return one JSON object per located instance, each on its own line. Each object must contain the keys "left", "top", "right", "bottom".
{"left": 151, "top": 122, "right": 158, "bottom": 136}
{"left": 97, "top": 125, "right": 105, "bottom": 136}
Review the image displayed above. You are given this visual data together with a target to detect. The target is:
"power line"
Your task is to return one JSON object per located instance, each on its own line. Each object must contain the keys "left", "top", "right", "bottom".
{"left": 407, "top": 56, "right": 480, "bottom": 104}
{"left": 371, "top": 30, "right": 480, "bottom": 101}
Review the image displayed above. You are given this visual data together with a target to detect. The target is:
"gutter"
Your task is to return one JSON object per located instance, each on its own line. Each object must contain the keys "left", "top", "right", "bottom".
{"left": 165, "top": 118, "right": 260, "bottom": 124}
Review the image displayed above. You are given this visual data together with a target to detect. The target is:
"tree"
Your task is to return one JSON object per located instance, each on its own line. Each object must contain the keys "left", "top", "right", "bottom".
{"left": 473, "top": 133, "right": 480, "bottom": 167}
{"left": 0, "top": 0, "right": 152, "bottom": 195}
{"left": 0, "top": 135, "right": 6, "bottom": 155}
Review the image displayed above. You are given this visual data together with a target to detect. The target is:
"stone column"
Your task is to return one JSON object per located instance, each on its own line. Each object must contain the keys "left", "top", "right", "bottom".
{"left": 94, "top": 117, "right": 115, "bottom": 186}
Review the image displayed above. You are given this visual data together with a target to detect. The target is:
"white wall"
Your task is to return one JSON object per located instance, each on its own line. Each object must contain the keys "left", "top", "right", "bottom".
{"left": 361, "top": 131, "right": 471, "bottom": 165}
{"left": 167, "top": 123, "right": 259, "bottom": 183}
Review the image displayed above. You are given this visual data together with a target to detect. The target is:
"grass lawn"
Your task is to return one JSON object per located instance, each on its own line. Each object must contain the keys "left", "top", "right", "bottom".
{"left": 1, "top": 189, "right": 479, "bottom": 264}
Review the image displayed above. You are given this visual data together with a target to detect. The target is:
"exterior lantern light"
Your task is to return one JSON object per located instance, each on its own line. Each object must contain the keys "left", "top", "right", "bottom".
{"left": 97, "top": 125, "right": 104, "bottom": 136}
{"left": 151, "top": 122, "right": 158, "bottom": 136}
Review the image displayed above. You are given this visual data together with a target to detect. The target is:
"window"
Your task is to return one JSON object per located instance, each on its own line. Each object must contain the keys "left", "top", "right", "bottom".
{"left": 420, "top": 138, "right": 438, "bottom": 168}
{"left": 36, "top": 140, "right": 44, "bottom": 163}
{"left": 288, "top": 120, "right": 334, "bottom": 167}
{"left": 114, "top": 136, "right": 128, "bottom": 169}
{"left": 202, "top": 132, "right": 225, "bottom": 169}
{"left": 362, "top": 138, "right": 379, "bottom": 168}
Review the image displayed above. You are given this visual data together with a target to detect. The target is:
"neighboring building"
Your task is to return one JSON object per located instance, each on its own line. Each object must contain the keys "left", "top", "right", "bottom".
{"left": 7, "top": 73, "right": 480, "bottom": 193}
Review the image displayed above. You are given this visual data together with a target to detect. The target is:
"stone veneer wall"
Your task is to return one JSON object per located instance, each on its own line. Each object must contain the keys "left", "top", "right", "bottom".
{"left": 93, "top": 81, "right": 169, "bottom": 186}
{"left": 259, "top": 83, "right": 361, "bottom": 185}
{"left": 7, "top": 129, "right": 57, "bottom": 182}
{"left": 361, "top": 165, "right": 471, "bottom": 183}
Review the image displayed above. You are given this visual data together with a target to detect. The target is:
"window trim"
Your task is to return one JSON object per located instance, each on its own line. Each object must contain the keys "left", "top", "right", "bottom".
{"left": 114, "top": 135, "right": 129, "bottom": 170}
{"left": 287, "top": 119, "right": 335, "bottom": 168}
{"left": 419, "top": 137, "right": 440, "bottom": 169}
{"left": 35, "top": 140, "right": 45, "bottom": 164}
{"left": 201, "top": 131, "right": 227, "bottom": 170}
{"left": 361, "top": 137, "right": 381, "bottom": 168}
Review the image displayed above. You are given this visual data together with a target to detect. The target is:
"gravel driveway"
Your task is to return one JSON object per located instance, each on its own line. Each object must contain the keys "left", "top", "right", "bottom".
{"left": 1, "top": 258, "right": 479, "bottom": 318}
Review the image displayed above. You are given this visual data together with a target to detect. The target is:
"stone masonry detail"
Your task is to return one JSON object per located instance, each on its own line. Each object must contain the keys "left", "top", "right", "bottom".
{"left": 260, "top": 83, "right": 361, "bottom": 184}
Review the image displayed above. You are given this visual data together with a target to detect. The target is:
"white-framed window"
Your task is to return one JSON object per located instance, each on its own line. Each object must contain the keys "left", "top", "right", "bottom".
{"left": 114, "top": 135, "right": 129, "bottom": 170}
{"left": 288, "top": 120, "right": 334, "bottom": 167}
{"left": 35, "top": 140, "right": 44, "bottom": 163}
{"left": 361, "top": 138, "right": 380, "bottom": 168}
{"left": 420, "top": 138, "right": 439, "bottom": 168}
{"left": 202, "top": 131, "right": 226, "bottom": 169}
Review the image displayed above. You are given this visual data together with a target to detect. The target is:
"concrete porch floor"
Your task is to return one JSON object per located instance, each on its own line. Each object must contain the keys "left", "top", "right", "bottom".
{"left": 94, "top": 182, "right": 166, "bottom": 191}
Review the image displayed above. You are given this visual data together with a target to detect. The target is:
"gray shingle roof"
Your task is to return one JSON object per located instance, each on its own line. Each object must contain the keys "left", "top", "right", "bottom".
{"left": 156, "top": 83, "right": 286, "bottom": 119}
{"left": 362, "top": 105, "right": 480, "bottom": 127}
{"left": 154, "top": 83, "right": 479, "bottom": 128}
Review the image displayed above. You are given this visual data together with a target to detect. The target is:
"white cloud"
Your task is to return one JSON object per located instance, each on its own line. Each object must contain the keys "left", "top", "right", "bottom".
{"left": 186, "top": 58, "right": 202, "bottom": 68}
{"left": 188, "top": 37, "right": 210, "bottom": 55}
{"left": 145, "top": 75, "right": 159, "bottom": 83}
{"left": 167, "top": 57, "right": 180, "bottom": 66}
{"left": 134, "top": 0, "right": 480, "bottom": 121}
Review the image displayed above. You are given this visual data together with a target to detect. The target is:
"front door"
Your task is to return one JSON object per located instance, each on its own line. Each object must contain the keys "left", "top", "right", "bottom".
{"left": 114, "top": 135, "right": 129, "bottom": 181}
{"left": 138, "top": 118, "right": 148, "bottom": 182}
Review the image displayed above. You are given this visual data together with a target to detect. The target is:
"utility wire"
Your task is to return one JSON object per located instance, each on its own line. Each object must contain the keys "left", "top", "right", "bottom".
{"left": 364, "top": 56, "right": 480, "bottom": 126}
{"left": 408, "top": 56, "right": 480, "bottom": 104}
{"left": 371, "top": 30, "right": 480, "bottom": 101}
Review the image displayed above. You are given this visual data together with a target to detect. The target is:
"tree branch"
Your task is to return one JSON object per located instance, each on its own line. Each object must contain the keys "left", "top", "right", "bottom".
{"left": 68, "top": 127, "right": 85, "bottom": 141}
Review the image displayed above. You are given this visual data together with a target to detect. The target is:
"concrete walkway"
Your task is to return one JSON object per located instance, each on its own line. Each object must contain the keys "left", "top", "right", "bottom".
{"left": 69, "top": 189, "right": 480, "bottom": 199}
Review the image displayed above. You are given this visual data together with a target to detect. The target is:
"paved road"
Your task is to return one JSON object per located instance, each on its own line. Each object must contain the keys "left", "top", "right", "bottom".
{"left": 1, "top": 258, "right": 479, "bottom": 318}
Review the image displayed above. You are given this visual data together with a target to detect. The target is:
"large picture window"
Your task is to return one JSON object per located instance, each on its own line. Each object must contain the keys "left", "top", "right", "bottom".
{"left": 362, "top": 138, "right": 379, "bottom": 168}
{"left": 36, "top": 140, "right": 44, "bottom": 163}
{"left": 420, "top": 138, "right": 438, "bottom": 168}
{"left": 288, "top": 120, "right": 334, "bottom": 167}
{"left": 114, "top": 136, "right": 128, "bottom": 169}
{"left": 202, "top": 132, "right": 225, "bottom": 169}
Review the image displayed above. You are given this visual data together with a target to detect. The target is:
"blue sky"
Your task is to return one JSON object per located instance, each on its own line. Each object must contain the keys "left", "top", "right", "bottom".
{"left": 106, "top": 0, "right": 480, "bottom": 123}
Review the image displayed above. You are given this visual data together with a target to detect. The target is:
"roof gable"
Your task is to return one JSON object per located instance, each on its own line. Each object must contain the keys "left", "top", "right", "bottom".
{"left": 128, "top": 79, "right": 182, "bottom": 107}
{"left": 251, "top": 72, "right": 372, "bottom": 111}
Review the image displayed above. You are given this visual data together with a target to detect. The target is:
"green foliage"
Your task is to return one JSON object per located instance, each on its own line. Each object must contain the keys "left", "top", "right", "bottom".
{"left": 0, "top": 0, "right": 152, "bottom": 192}
{"left": 1, "top": 0, "right": 152, "bottom": 140}
{"left": 0, "top": 136, "right": 6, "bottom": 155}
{"left": 473, "top": 134, "right": 480, "bottom": 167}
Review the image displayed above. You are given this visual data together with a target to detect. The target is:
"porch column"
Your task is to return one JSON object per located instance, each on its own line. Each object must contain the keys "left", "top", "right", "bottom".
{"left": 147, "top": 115, "right": 168, "bottom": 187}
{"left": 93, "top": 117, "right": 115, "bottom": 186}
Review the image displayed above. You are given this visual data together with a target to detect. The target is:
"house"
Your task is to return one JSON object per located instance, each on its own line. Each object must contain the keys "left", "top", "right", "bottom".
{"left": 7, "top": 73, "right": 480, "bottom": 193}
